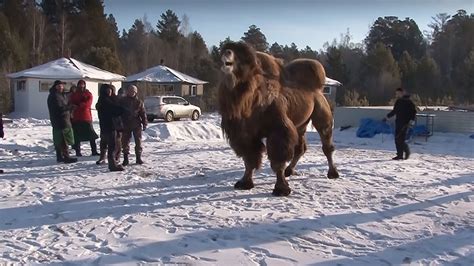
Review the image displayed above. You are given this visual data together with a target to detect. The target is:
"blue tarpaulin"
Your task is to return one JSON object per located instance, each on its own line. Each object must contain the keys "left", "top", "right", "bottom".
{"left": 356, "top": 118, "right": 429, "bottom": 139}
{"left": 356, "top": 118, "right": 392, "bottom": 138}
{"left": 409, "top": 125, "right": 430, "bottom": 138}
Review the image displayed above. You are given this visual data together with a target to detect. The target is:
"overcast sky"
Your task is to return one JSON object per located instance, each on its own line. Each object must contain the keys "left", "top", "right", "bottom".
{"left": 103, "top": 0, "right": 473, "bottom": 50}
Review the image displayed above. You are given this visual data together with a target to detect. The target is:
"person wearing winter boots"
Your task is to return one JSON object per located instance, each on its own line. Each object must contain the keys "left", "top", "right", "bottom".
{"left": 96, "top": 84, "right": 125, "bottom": 171}
{"left": 95, "top": 85, "right": 124, "bottom": 165}
{"left": 383, "top": 87, "right": 417, "bottom": 160}
{"left": 120, "top": 85, "right": 147, "bottom": 166}
{"left": 69, "top": 80, "right": 99, "bottom": 157}
{"left": 47, "top": 80, "right": 78, "bottom": 164}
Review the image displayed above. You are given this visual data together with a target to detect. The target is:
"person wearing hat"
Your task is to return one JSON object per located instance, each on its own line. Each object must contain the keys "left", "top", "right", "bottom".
{"left": 120, "top": 85, "right": 147, "bottom": 166}
{"left": 69, "top": 79, "right": 99, "bottom": 157}
{"left": 96, "top": 84, "right": 126, "bottom": 171}
{"left": 47, "top": 80, "right": 78, "bottom": 164}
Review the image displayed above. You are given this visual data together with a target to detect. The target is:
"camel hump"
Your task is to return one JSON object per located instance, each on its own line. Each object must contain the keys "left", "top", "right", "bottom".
{"left": 283, "top": 59, "right": 326, "bottom": 91}
{"left": 256, "top": 52, "right": 284, "bottom": 79}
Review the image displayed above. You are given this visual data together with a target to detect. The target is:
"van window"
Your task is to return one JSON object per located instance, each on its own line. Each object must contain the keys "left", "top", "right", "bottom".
{"left": 163, "top": 97, "right": 174, "bottom": 104}
{"left": 176, "top": 98, "right": 187, "bottom": 105}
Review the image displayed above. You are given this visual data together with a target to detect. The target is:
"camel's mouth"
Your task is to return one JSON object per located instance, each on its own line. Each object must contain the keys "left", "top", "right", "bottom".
{"left": 221, "top": 49, "right": 235, "bottom": 73}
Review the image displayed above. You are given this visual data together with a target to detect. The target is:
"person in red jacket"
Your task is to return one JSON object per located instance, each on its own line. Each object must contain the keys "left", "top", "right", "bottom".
{"left": 69, "top": 80, "right": 99, "bottom": 156}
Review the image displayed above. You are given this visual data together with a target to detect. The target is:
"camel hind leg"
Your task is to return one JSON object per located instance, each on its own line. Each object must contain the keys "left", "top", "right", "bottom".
{"left": 284, "top": 124, "right": 309, "bottom": 177}
{"left": 311, "top": 93, "right": 339, "bottom": 179}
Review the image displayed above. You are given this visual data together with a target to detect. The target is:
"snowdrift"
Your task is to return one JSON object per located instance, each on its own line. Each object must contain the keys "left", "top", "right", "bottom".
{"left": 145, "top": 118, "right": 223, "bottom": 142}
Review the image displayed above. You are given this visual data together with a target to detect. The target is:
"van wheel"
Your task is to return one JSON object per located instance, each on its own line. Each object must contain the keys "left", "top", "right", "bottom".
{"left": 191, "top": 110, "right": 200, "bottom": 121}
{"left": 165, "top": 111, "right": 174, "bottom": 122}
{"left": 147, "top": 116, "right": 154, "bottom": 123}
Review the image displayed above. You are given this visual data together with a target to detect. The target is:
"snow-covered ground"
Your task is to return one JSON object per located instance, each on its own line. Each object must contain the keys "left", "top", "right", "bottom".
{"left": 0, "top": 113, "right": 473, "bottom": 265}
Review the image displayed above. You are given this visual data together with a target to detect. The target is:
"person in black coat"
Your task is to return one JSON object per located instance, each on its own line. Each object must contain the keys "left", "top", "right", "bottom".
{"left": 383, "top": 87, "right": 417, "bottom": 160}
{"left": 96, "top": 84, "right": 125, "bottom": 171}
{"left": 47, "top": 80, "right": 78, "bottom": 164}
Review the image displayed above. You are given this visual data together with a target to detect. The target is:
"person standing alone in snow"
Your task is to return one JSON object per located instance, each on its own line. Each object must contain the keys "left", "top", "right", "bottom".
{"left": 383, "top": 87, "right": 417, "bottom": 160}
{"left": 120, "top": 85, "right": 147, "bottom": 166}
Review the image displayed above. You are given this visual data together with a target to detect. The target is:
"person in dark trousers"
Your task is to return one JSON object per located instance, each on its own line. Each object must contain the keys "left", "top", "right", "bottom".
{"left": 383, "top": 87, "right": 417, "bottom": 160}
{"left": 96, "top": 84, "right": 125, "bottom": 171}
{"left": 120, "top": 85, "right": 147, "bottom": 166}
{"left": 47, "top": 80, "right": 78, "bottom": 164}
{"left": 95, "top": 85, "right": 118, "bottom": 165}
{"left": 70, "top": 80, "right": 99, "bottom": 156}
{"left": 0, "top": 112, "right": 4, "bottom": 173}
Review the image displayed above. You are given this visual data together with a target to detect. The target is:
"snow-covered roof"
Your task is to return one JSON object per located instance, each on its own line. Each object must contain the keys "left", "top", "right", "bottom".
{"left": 325, "top": 77, "right": 342, "bottom": 86}
{"left": 126, "top": 65, "right": 208, "bottom": 84}
{"left": 7, "top": 57, "right": 125, "bottom": 81}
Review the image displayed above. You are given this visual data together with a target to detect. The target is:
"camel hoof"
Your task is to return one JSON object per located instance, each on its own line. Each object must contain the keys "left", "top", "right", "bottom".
{"left": 234, "top": 180, "right": 254, "bottom": 190}
{"left": 284, "top": 168, "right": 298, "bottom": 177}
{"left": 272, "top": 186, "right": 292, "bottom": 196}
{"left": 328, "top": 168, "right": 340, "bottom": 179}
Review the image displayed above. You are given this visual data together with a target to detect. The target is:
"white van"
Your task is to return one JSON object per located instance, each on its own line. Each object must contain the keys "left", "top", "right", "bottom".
{"left": 144, "top": 96, "right": 201, "bottom": 122}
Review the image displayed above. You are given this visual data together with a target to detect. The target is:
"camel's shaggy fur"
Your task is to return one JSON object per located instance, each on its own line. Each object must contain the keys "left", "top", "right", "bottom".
{"left": 218, "top": 42, "right": 339, "bottom": 196}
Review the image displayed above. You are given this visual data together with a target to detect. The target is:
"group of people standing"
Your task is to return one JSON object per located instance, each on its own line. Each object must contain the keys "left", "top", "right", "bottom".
{"left": 46, "top": 80, "right": 147, "bottom": 172}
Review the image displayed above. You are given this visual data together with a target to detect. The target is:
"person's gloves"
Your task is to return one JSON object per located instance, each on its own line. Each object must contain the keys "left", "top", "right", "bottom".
{"left": 142, "top": 124, "right": 147, "bottom": 131}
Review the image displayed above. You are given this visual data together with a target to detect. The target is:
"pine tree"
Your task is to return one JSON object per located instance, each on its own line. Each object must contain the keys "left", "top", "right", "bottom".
{"left": 325, "top": 46, "right": 349, "bottom": 85}
{"left": 84, "top": 46, "right": 122, "bottom": 73}
{"left": 299, "top": 46, "right": 318, "bottom": 59}
{"left": 416, "top": 55, "right": 441, "bottom": 100}
{"left": 241, "top": 25, "right": 268, "bottom": 52}
{"left": 454, "top": 50, "right": 474, "bottom": 103}
{"left": 362, "top": 42, "right": 401, "bottom": 104}
{"left": 269, "top": 42, "right": 284, "bottom": 58}
{"left": 430, "top": 10, "right": 474, "bottom": 104}
{"left": 398, "top": 51, "right": 417, "bottom": 92}
{"left": 366, "top": 16, "right": 426, "bottom": 61}
{"left": 282, "top": 43, "right": 300, "bottom": 62}
{"left": 156, "top": 9, "right": 182, "bottom": 44}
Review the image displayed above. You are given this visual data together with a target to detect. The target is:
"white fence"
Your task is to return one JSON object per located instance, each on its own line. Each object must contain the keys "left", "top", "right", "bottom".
{"left": 334, "top": 107, "right": 474, "bottom": 133}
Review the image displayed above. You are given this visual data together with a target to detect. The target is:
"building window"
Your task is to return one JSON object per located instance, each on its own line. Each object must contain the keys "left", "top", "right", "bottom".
{"left": 17, "top": 80, "right": 26, "bottom": 91}
{"left": 190, "top": 85, "right": 197, "bottom": 96}
{"left": 165, "top": 85, "right": 174, "bottom": 94}
{"left": 323, "top": 86, "right": 331, "bottom": 94}
{"left": 39, "top": 81, "right": 53, "bottom": 92}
